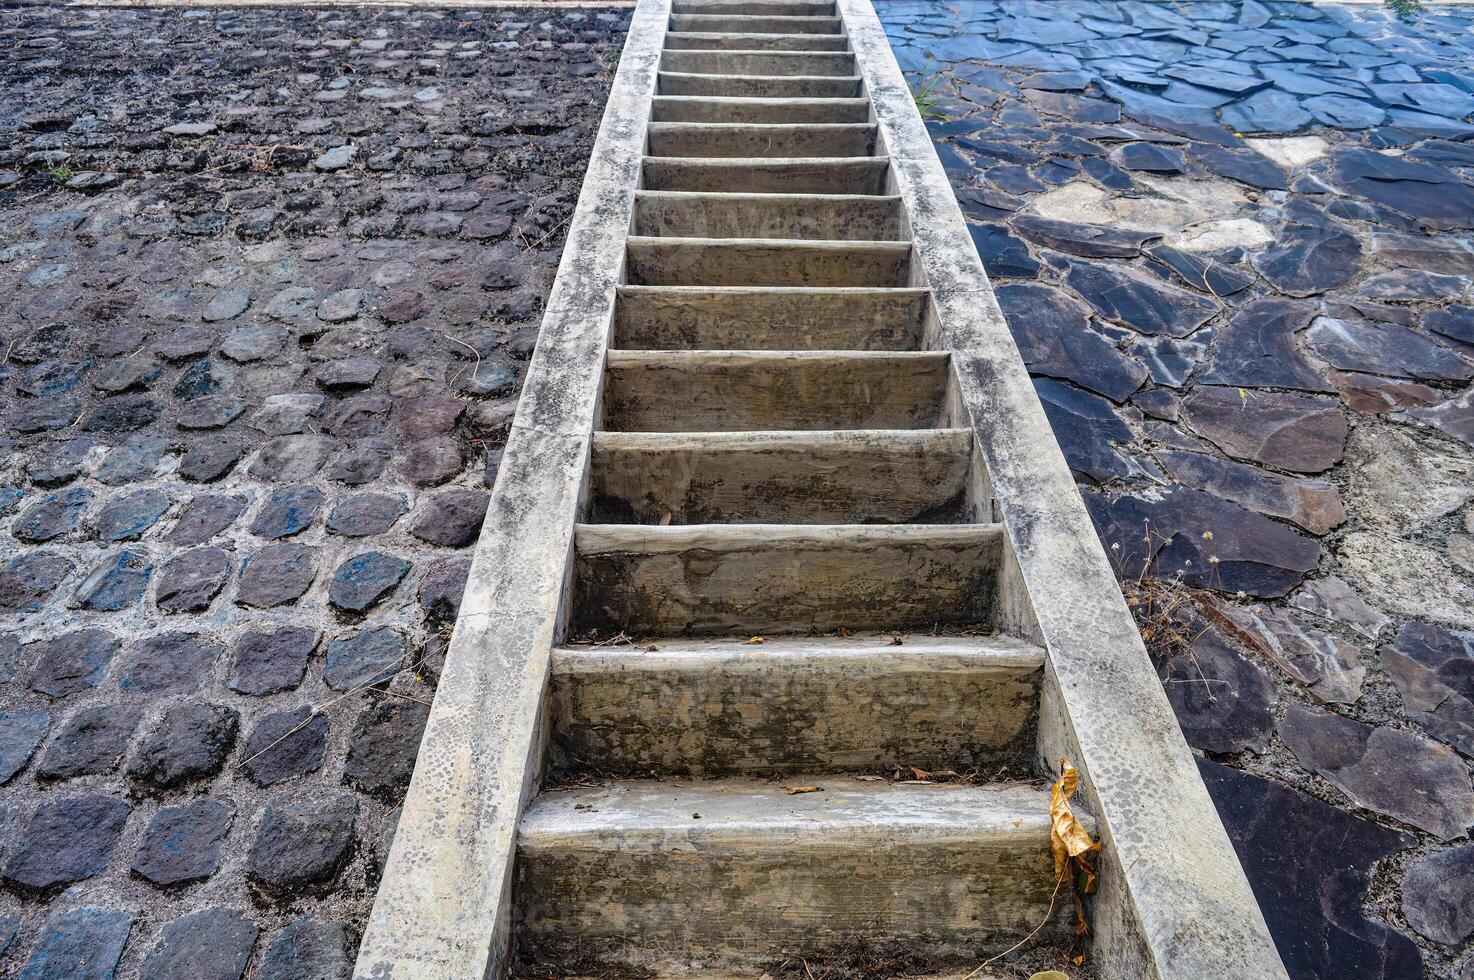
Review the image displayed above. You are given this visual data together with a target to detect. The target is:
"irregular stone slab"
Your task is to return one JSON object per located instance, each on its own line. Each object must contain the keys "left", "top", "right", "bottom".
{"left": 1409, "top": 389, "right": 1474, "bottom": 447}
{"left": 128, "top": 702, "right": 238, "bottom": 789}
{"left": 1401, "top": 844, "right": 1474, "bottom": 945}
{"left": 1225, "top": 604, "right": 1364, "bottom": 704}
{"left": 1252, "top": 217, "right": 1362, "bottom": 297}
{"left": 1304, "top": 95, "right": 1384, "bottom": 130}
{"left": 94, "top": 488, "right": 170, "bottom": 541}
{"left": 1086, "top": 486, "right": 1319, "bottom": 597}
{"left": 1142, "top": 243, "right": 1255, "bottom": 296}
{"left": 1188, "top": 144, "right": 1287, "bottom": 190}
{"left": 1221, "top": 88, "right": 1312, "bottom": 133}
{"left": 328, "top": 551, "right": 409, "bottom": 612}
{"left": 323, "top": 627, "right": 404, "bottom": 691}
{"left": 1156, "top": 449, "right": 1343, "bottom": 534}
{"left": 1159, "top": 631, "right": 1276, "bottom": 754}
{"left": 1343, "top": 425, "right": 1474, "bottom": 533}
{"left": 409, "top": 489, "right": 489, "bottom": 548}
{"left": 242, "top": 706, "right": 328, "bottom": 787}
{"left": 1281, "top": 702, "right": 1474, "bottom": 840}
{"left": 327, "top": 493, "right": 408, "bottom": 538}
{"left": 967, "top": 222, "right": 1041, "bottom": 279}
{"left": 2, "top": 794, "right": 130, "bottom": 893}
{"left": 28, "top": 629, "right": 120, "bottom": 699}
{"left": 258, "top": 917, "right": 351, "bottom": 980}
{"left": 17, "top": 907, "right": 134, "bottom": 980}
{"left": 72, "top": 549, "right": 153, "bottom": 611}
{"left": 37, "top": 704, "right": 142, "bottom": 779}
{"left": 1111, "top": 142, "right": 1185, "bottom": 173}
{"left": 1289, "top": 576, "right": 1388, "bottom": 640}
{"left": 1331, "top": 370, "right": 1444, "bottom": 416}
{"left": 229, "top": 627, "right": 317, "bottom": 696}
{"left": 1010, "top": 212, "right": 1158, "bottom": 258}
{"left": 1063, "top": 261, "right": 1218, "bottom": 337}
{"left": 1197, "top": 760, "right": 1421, "bottom": 980}
{"left": 995, "top": 282, "right": 1146, "bottom": 402}
{"left": 247, "top": 791, "right": 357, "bottom": 895}
{"left": 1199, "top": 297, "right": 1330, "bottom": 391}
{"left": 1382, "top": 622, "right": 1474, "bottom": 759}
{"left": 1329, "top": 146, "right": 1474, "bottom": 232}
{"left": 1361, "top": 270, "right": 1471, "bottom": 303}
{"left": 250, "top": 485, "right": 326, "bottom": 540}
{"left": 119, "top": 632, "right": 220, "bottom": 695}
{"left": 345, "top": 698, "right": 430, "bottom": 800}
{"left": 1307, "top": 316, "right": 1473, "bottom": 382}
{"left": 155, "top": 546, "right": 231, "bottom": 614}
{"left": 1371, "top": 231, "right": 1474, "bottom": 277}
{"left": 0, "top": 553, "right": 75, "bottom": 614}
{"left": 1341, "top": 531, "right": 1474, "bottom": 631}
{"left": 1425, "top": 305, "right": 1474, "bottom": 347}
{"left": 14, "top": 487, "right": 90, "bottom": 543}
{"left": 1033, "top": 378, "right": 1136, "bottom": 483}
{"left": 0, "top": 709, "right": 50, "bottom": 784}
{"left": 1184, "top": 386, "right": 1347, "bottom": 473}
{"left": 237, "top": 543, "right": 317, "bottom": 608}
{"left": 131, "top": 798, "right": 236, "bottom": 886}
{"left": 140, "top": 907, "right": 258, "bottom": 980}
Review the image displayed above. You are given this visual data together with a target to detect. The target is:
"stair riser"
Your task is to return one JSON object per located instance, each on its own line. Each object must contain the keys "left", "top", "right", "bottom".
{"left": 668, "top": 14, "right": 844, "bottom": 32}
{"left": 573, "top": 527, "right": 1003, "bottom": 635}
{"left": 516, "top": 838, "right": 1068, "bottom": 972}
{"left": 614, "top": 286, "right": 926, "bottom": 350}
{"left": 647, "top": 122, "right": 875, "bottom": 157}
{"left": 642, "top": 156, "right": 889, "bottom": 194}
{"left": 550, "top": 650, "right": 1042, "bottom": 775}
{"left": 590, "top": 430, "right": 969, "bottom": 523}
{"left": 651, "top": 96, "right": 870, "bottom": 124}
{"left": 602, "top": 353, "right": 946, "bottom": 431}
{"left": 671, "top": 0, "right": 838, "bottom": 17}
{"left": 658, "top": 71, "right": 862, "bottom": 98}
{"left": 633, "top": 192, "right": 901, "bottom": 240}
{"left": 664, "top": 31, "right": 850, "bottom": 50}
{"left": 624, "top": 239, "right": 909, "bottom": 287}
{"left": 662, "top": 50, "right": 856, "bottom": 76}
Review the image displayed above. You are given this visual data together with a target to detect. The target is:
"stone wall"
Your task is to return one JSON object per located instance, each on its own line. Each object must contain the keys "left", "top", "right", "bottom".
{"left": 876, "top": 1, "right": 1474, "bottom": 977}
{"left": 0, "top": 5, "right": 627, "bottom": 977}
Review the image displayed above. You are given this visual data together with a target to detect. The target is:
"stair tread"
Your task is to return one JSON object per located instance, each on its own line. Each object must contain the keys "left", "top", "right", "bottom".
{"left": 519, "top": 776, "right": 1060, "bottom": 844}
{"left": 576, "top": 521, "right": 1000, "bottom": 553}
{"left": 554, "top": 631, "right": 1045, "bottom": 670}
{"left": 591, "top": 425, "right": 968, "bottom": 446}
{"left": 607, "top": 346, "right": 938, "bottom": 363}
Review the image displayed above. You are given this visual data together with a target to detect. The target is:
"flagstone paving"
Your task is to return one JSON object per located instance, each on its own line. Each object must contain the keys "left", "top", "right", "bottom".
{"left": 0, "top": 4, "right": 625, "bottom": 977}
{"left": 876, "top": 1, "right": 1474, "bottom": 977}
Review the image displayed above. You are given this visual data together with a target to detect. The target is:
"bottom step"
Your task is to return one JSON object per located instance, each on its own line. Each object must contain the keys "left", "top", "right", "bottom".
{"left": 514, "top": 778, "right": 1076, "bottom": 975}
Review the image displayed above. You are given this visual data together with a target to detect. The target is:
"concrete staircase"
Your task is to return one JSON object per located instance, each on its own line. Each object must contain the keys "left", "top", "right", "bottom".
{"left": 354, "top": 1, "right": 1288, "bottom": 978}
{"left": 507, "top": 6, "right": 1071, "bottom": 973}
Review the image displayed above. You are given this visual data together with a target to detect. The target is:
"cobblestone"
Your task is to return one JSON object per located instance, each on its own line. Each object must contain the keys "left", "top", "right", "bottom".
{"left": 0, "top": 2, "right": 625, "bottom": 971}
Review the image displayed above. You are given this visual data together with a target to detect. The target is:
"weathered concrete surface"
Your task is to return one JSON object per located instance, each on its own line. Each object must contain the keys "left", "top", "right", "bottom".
{"left": 641, "top": 154, "right": 887, "bottom": 192}
{"left": 633, "top": 190, "right": 903, "bottom": 239}
{"left": 550, "top": 635, "right": 1044, "bottom": 775}
{"left": 515, "top": 778, "right": 1082, "bottom": 972}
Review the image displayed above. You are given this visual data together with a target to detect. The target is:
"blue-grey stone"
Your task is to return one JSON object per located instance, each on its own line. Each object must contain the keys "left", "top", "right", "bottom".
{"left": 247, "top": 791, "right": 357, "bottom": 894}
{"left": 2, "top": 794, "right": 131, "bottom": 893}
{"left": 0, "top": 709, "right": 50, "bottom": 783}
{"left": 72, "top": 550, "right": 153, "bottom": 611}
{"left": 258, "top": 917, "right": 351, "bottom": 980}
{"left": 14, "top": 487, "right": 91, "bottom": 543}
{"left": 94, "top": 488, "right": 171, "bottom": 541}
{"left": 140, "top": 907, "right": 258, "bottom": 980}
{"left": 241, "top": 706, "right": 328, "bottom": 787}
{"left": 324, "top": 627, "right": 405, "bottom": 691}
{"left": 28, "top": 629, "right": 120, "bottom": 699}
{"left": 1220, "top": 88, "right": 1313, "bottom": 133}
{"left": 250, "top": 485, "right": 326, "bottom": 540}
{"left": 37, "top": 704, "right": 142, "bottom": 779}
{"left": 17, "top": 908, "right": 133, "bottom": 980}
{"left": 132, "top": 798, "right": 236, "bottom": 886}
{"left": 328, "top": 552, "right": 409, "bottom": 613}
{"left": 128, "top": 702, "right": 238, "bottom": 789}
{"left": 119, "top": 632, "right": 220, "bottom": 695}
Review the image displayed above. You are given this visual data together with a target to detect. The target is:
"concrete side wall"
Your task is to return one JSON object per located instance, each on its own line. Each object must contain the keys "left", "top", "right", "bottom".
{"left": 349, "top": 2, "right": 670, "bottom": 976}
{"left": 836, "top": 1, "right": 1289, "bottom": 977}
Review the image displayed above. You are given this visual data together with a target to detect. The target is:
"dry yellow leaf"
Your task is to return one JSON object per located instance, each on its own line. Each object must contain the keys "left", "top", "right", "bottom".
{"left": 1049, "top": 758, "right": 1100, "bottom": 881}
{"left": 781, "top": 785, "right": 822, "bottom": 795}
{"left": 745, "top": 636, "right": 766, "bottom": 645}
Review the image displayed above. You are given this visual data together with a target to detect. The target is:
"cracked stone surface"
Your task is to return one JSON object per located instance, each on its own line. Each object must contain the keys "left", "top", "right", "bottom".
{"left": 880, "top": 0, "right": 1474, "bottom": 975}
{"left": 0, "top": 3, "right": 625, "bottom": 973}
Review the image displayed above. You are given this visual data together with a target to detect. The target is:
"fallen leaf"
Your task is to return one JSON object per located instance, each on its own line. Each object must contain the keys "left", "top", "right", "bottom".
{"left": 781, "top": 785, "right": 822, "bottom": 795}
{"left": 910, "top": 766, "right": 932, "bottom": 780}
{"left": 745, "top": 636, "right": 766, "bottom": 645}
{"left": 836, "top": 626, "right": 851, "bottom": 637}
{"left": 888, "top": 635, "right": 903, "bottom": 646}
{"left": 1050, "top": 758, "right": 1101, "bottom": 883}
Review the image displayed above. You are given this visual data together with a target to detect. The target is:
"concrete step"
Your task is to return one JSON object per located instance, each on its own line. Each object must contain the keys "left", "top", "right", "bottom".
{"left": 664, "top": 30, "right": 849, "bottom": 50}
{"left": 601, "top": 350, "right": 948, "bottom": 432}
{"left": 514, "top": 777, "right": 1073, "bottom": 973}
{"left": 671, "top": 0, "right": 838, "bottom": 16}
{"left": 614, "top": 285, "right": 928, "bottom": 350}
{"left": 642, "top": 154, "right": 889, "bottom": 194}
{"left": 624, "top": 236, "right": 910, "bottom": 286}
{"left": 658, "top": 70, "right": 862, "bottom": 98}
{"left": 647, "top": 120, "right": 876, "bottom": 157}
{"left": 590, "top": 428, "right": 971, "bottom": 524}
{"left": 667, "top": 13, "right": 844, "bottom": 33}
{"left": 650, "top": 94, "right": 870, "bottom": 124}
{"left": 572, "top": 523, "right": 1004, "bottom": 635}
{"left": 549, "top": 634, "right": 1044, "bottom": 776}
{"left": 661, "top": 49, "right": 856, "bottom": 76}
{"left": 633, "top": 191, "right": 902, "bottom": 240}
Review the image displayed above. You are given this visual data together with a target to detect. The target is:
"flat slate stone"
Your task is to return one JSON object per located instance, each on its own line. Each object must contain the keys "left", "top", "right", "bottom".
{"left": 1199, "top": 297, "right": 1331, "bottom": 391}
{"left": 1401, "top": 844, "right": 1474, "bottom": 946}
{"left": 2, "top": 793, "right": 130, "bottom": 893}
{"left": 1423, "top": 306, "right": 1474, "bottom": 346}
{"left": 17, "top": 907, "right": 134, "bottom": 980}
{"left": 131, "top": 797, "right": 236, "bottom": 886}
{"left": 1288, "top": 575, "right": 1389, "bottom": 641}
{"left": 29, "top": 629, "right": 120, "bottom": 699}
{"left": 1281, "top": 702, "right": 1474, "bottom": 840}
{"left": 344, "top": 697, "right": 430, "bottom": 800}
{"left": 1110, "top": 142, "right": 1185, "bottom": 173}
{"left": 1198, "top": 760, "right": 1421, "bottom": 980}
{"left": 1064, "top": 261, "right": 1219, "bottom": 338}
{"left": 968, "top": 222, "right": 1041, "bottom": 278}
{"left": 1409, "top": 389, "right": 1474, "bottom": 448}
{"left": 140, "top": 907, "right": 258, "bottom": 980}
{"left": 0, "top": 709, "right": 50, "bottom": 784}
{"left": 258, "top": 917, "right": 351, "bottom": 980}
{"left": 72, "top": 549, "right": 153, "bottom": 611}
{"left": 14, "top": 487, "right": 90, "bottom": 543}
{"left": 0, "top": 553, "right": 74, "bottom": 614}
{"left": 1160, "top": 630, "right": 1276, "bottom": 754}
{"left": 229, "top": 626, "right": 317, "bottom": 696}
{"left": 238, "top": 543, "right": 317, "bottom": 608}
{"left": 419, "top": 558, "right": 471, "bottom": 624}
{"left": 119, "top": 632, "right": 220, "bottom": 695}
{"left": 155, "top": 546, "right": 231, "bottom": 613}
{"left": 1252, "top": 218, "right": 1362, "bottom": 297}
{"left": 409, "top": 489, "right": 489, "bottom": 548}
{"left": 1220, "top": 88, "right": 1312, "bottom": 133}
{"left": 242, "top": 706, "right": 328, "bottom": 786}
{"left": 247, "top": 791, "right": 357, "bottom": 895}
{"left": 328, "top": 551, "right": 409, "bottom": 612}
{"left": 1010, "top": 212, "right": 1159, "bottom": 258}
{"left": 1189, "top": 144, "right": 1288, "bottom": 190}
{"left": 996, "top": 282, "right": 1146, "bottom": 402}
{"left": 167, "top": 495, "right": 247, "bottom": 545}
{"left": 323, "top": 627, "right": 405, "bottom": 691}
{"left": 1307, "top": 316, "right": 1474, "bottom": 382}
{"left": 1225, "top": 604, "right": 1365, "bottom": 704}
{"left": 37, "top": 704, "right": 142, "bottom": 780}
{"left": 1381, "top": 622, "right": 1474, "bottom": 758}
{"left": 326, "top": 493, "right": 407, "bottom": 537}
{"left": 250, "top": 485, "right": 326, "bottom": 539}
{"left": 1184, "top": 385, "right": 1347, "bottom": 473}
{"left": 1155, "top": 448, "right": 1344, "bottom": 534}
{"left": 128, "top": 702, "right": 239, "bottom": 789}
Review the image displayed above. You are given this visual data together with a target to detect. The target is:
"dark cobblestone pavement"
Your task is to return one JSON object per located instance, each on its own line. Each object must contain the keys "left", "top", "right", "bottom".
{"left": 876, "top": 1, "right": 1474, "bottom": 977}
{"left": 0, "top": 4, "right": 626, "bottom": 977}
